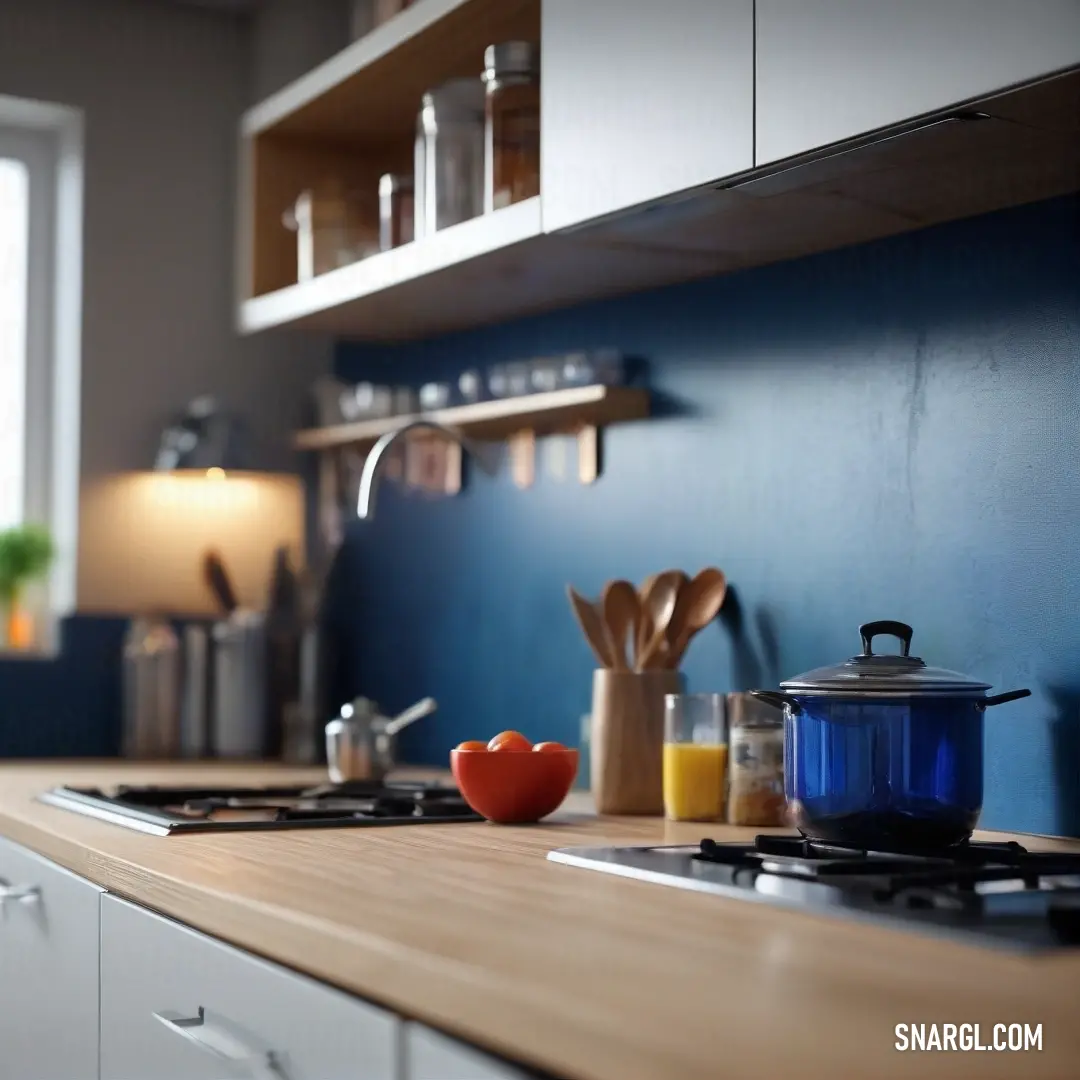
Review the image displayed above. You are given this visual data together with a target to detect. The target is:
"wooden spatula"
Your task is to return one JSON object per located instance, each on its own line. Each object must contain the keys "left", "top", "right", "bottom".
{"left": 665, "top": 567, "right": 728, "bottom": 667}
{"left": 636, "top": 570, "right": 686, "bottom": 670}
{"left": 568, "top": 585, "right": 615, "bottom": 669}
{"left": 601, "top": 579, "right": 640, "bottom": 672}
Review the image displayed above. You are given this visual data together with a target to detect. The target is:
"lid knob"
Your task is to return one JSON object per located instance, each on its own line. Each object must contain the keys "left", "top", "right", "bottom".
{"left": 859, "top": 620, "right": 913, "bottom": 658}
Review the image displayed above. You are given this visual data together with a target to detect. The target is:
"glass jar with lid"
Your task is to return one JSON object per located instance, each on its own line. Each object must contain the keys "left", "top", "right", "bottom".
{"left": 414, "top": 78, "right": 486, "bottom": 239}
{"left": 726, "top": 693, "right": 785, "bottom": 827}
{"left": 482, "top": 41, "right": 541, "bottom": 213}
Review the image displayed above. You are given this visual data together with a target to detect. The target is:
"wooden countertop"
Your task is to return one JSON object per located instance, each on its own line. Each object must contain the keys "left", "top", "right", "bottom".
{"left": 1, "top": 762, "right": 1078, "bottom": 1080}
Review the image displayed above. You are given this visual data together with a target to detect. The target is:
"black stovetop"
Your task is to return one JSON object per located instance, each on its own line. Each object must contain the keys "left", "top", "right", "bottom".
{"left": 548, "top": 834, "right": 1080, "bottom": 951}
{"left": 39, "top": 780, "right": 482, "bottom": 835}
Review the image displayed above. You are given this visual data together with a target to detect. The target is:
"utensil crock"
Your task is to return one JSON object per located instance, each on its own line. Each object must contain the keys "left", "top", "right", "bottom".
{"left": 750, "top": 620, "right": 1030, "bottom": 850}
{"left": 591, "top": 669, "right": 683, "bottom": 814}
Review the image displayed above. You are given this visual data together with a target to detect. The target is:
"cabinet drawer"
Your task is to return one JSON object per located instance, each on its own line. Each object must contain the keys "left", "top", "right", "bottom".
{"left": 0, "top": 836, "right": 102, "bottom": 1080}
{"left": 405, "top": 1023, "right": 532, "bottom": 1080}
{"left": 100, "top": 894, "right": 397, "bottom": 1080}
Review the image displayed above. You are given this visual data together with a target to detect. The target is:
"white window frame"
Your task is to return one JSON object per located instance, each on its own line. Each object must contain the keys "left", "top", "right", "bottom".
{"left": 0, "top": 95, "right": 83, "bottom": 653}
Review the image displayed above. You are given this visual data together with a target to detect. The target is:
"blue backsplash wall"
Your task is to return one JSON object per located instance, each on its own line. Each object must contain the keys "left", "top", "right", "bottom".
{"left": 333, "top": 193, "right": 1080, "bottom": 838}
{"left": 1, "top": 195, "right": 1076, "bottom": 838}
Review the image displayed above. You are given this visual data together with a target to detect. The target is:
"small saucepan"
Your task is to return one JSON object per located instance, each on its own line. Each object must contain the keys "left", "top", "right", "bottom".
{"left": 751, "top": 621, "right": 1030, "bottom": 851}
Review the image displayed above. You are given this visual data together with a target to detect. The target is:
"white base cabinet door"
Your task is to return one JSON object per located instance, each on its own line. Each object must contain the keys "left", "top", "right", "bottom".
{"left": 405, "top": 1023, "right": 532, "bottom": 1080}
{"left": 0, "top": 836, "right": 102, "bottom": 1080}
{"left": 99, "top": 895, "right": 397, "bottom": 1080}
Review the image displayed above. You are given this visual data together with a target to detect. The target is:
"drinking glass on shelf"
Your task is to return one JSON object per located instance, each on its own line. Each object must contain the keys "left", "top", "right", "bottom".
{"left": 663, "top": 694, "right": 728, "bottom": 823}
{"left": 529, "top": 357, "right": 562, "bottom": 394}
{"left": 419, "top": 382, "right": 453, "bottom": 411}
{"left": 560, "top": 349, "right": 626, "bottom": 388}
{"left": 487, "top": 364, "right": 510, "bottom": 398}
{"left": 458, "top": 369, "right": 485, "bottom": 404}
{"left": 392, "top": 387, "right": 419, "bottom": 416}
{"left": 504, "top": 361, "right": 531, "bottom": 396}
{"left": 592, "top": 348, "right": 626, "bottom": 386}
{"left": 339, "top": 382, "right": 393, "bottom": 422}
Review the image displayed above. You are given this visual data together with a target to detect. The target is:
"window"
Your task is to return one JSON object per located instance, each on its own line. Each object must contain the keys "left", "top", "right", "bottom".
{"left": 0, "top": 97, "right": 84, "bottom": 647}
{"left": 0, "top": 154, "right": 29, "bottom": 529}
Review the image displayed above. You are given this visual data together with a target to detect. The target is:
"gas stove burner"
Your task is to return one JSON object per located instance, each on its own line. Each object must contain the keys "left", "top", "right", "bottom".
{"left": 548, "top": 833, "right": 1080, "bottom": 952}
{"left": 39, "top": 781, "right": 483, "bottom": 835}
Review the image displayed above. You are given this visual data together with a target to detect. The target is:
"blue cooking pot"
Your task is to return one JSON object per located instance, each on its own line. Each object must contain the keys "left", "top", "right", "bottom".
{"left": 751, "top": 621, "right": 1030, "bottom": 851}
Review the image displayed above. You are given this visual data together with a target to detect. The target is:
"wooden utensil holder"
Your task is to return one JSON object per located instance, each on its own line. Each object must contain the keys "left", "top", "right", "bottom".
{"left": 591, "top": 669, "right": 683, "bottom": 815}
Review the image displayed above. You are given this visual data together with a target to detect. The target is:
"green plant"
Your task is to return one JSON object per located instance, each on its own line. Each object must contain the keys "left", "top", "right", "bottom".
{"left": 0, "top": 524, "right": 56, "bottom": 607}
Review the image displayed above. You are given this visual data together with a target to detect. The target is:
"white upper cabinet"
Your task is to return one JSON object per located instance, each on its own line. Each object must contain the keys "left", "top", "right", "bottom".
{"left": 540, "top": 0, "right": 754, "bottom": 233}
{"left": 755, "top": 0, "right": 1080, "bottom": 166}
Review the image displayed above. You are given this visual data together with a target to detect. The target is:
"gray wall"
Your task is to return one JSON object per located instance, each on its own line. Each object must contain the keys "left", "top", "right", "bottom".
{"left": 0, "top": 0, "right": 336, "bottom": 605}
{"left": 251, "top": 0, "right": 353, "bottom": 99}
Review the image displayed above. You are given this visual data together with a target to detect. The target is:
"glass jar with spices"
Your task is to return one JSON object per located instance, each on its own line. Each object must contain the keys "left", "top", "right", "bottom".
{"left": 482, "top": 41, "right": 541, "bottom": 213}
{"left": 726, "top": 693, "right": 785, "bottom": 827}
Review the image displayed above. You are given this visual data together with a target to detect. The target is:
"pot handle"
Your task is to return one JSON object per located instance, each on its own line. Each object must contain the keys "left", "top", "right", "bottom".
{"left": 859, "top": 621, "right": 913, "bottom": 657}
{"left": 748, "top": 690, "right": 801, "bottom": 714}
{"left": 977, "top": 688, "right": 1032, "bottom": 710}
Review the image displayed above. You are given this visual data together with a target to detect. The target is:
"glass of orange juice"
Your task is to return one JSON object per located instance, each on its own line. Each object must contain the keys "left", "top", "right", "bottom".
{"left": 663, "top": 694, "right": 728, "bottom": 822}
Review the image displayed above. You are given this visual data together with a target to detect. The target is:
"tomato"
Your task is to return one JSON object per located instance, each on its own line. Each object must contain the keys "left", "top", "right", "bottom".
{"left": 532, "top": 741, "right": 568, "bottom": 753}
{"left": 487, "top": 730, "right": 533, "bottom": 752}
{"left": 455, "top": 740, "right": 488, "bottom": 752}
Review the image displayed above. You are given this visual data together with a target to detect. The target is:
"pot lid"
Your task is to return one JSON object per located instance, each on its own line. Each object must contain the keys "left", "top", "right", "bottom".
{"left": 780, "top": 620, "right": 992, "bottom": 694}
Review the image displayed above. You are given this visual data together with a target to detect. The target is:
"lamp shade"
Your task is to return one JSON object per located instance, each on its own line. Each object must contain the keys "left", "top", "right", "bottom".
{"left": 78, "top": 471, "right": 305, "bottom": 617}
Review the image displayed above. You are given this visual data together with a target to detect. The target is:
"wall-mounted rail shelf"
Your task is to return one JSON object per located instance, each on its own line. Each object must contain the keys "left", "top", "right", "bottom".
{"left": 296, "top": 384, "right": 649, "bottom": 504}
{"left": 293, "top": 384, "right": 648, "bottom": 451}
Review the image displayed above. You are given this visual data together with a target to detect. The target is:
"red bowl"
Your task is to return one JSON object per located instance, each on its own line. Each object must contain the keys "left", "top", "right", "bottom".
{"left": 451, "top": 748, "right": 578, "bottom": 824}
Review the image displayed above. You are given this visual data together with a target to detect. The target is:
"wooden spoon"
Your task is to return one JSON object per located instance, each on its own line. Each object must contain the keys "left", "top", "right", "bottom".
{"left": 602, "top": 579, "right": 639, "bottom": 672}
{"left": 567, "top": 585, "right": 615, "bottom": 669}
{"left": 665, "top": 567, "right": 728, "bottom": 668}
{"left": 635, "top": 572, "right": 660, "bottom": 662}
{"left": 636, "top": 570, "right": 686, "bottom": 670}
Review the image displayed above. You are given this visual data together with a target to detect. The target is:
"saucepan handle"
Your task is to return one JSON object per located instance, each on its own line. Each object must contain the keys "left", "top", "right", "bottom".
{"left": 977, "top": 688, "right": 1032, "bottom": 710}
{"left": 748, "top": 690, "right": 801, "bottom": 715}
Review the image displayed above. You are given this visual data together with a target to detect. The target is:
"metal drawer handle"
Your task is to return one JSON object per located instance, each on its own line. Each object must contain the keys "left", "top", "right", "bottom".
{"left": 153, "top": 1007, "right": 290, "bottom": 1079}
{"left": 0, "top": 878, "right": 41, "bottom": 906}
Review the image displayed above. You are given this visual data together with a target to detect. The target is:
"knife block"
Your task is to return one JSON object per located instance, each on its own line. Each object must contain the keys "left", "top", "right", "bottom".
{"left": 591, "top": 669, "right": 683, "bottom": 815}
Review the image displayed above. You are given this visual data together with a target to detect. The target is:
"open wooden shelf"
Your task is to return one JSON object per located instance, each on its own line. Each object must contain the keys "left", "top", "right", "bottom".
{"left": 293, "top": 385, "right": 650, "bottom": 451}
{"left": 237, "top": 0, "right": 544, "bottom": 319}
{"left": 242, "top": 0, "right": 540, "bottom": 141}
{"left": 240, "top": 197, "right": 544, "bottom": 336}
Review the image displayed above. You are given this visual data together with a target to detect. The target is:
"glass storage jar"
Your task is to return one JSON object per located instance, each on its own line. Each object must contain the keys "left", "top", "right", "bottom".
{"left": 482, "top": 41, "right": 541, "bottom": 213}
{"left": 414, "top": 78, "right": 486, "bottom": 239}
{"left": 379, "top": 173, "right": 414, "bottom": 251}
{"left": 726, "top": 693, "right": 785, "bottom": 827}
{"left": 283, "top": 182, "right": 379, "bottom": 281}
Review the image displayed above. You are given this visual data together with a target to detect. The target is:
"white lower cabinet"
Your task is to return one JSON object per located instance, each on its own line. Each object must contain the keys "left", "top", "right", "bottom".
{"left": 405, "top": 1023, "right": 531, "bottom": 1080}
{"left": 0, "top": 836, "right": 102, "bottom": 1080}
{"left": 0, "top": 839, "right": 538, "bottom": 1080}
{"left": 99, "top": 894, "right": 397, "bottom": 1080}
